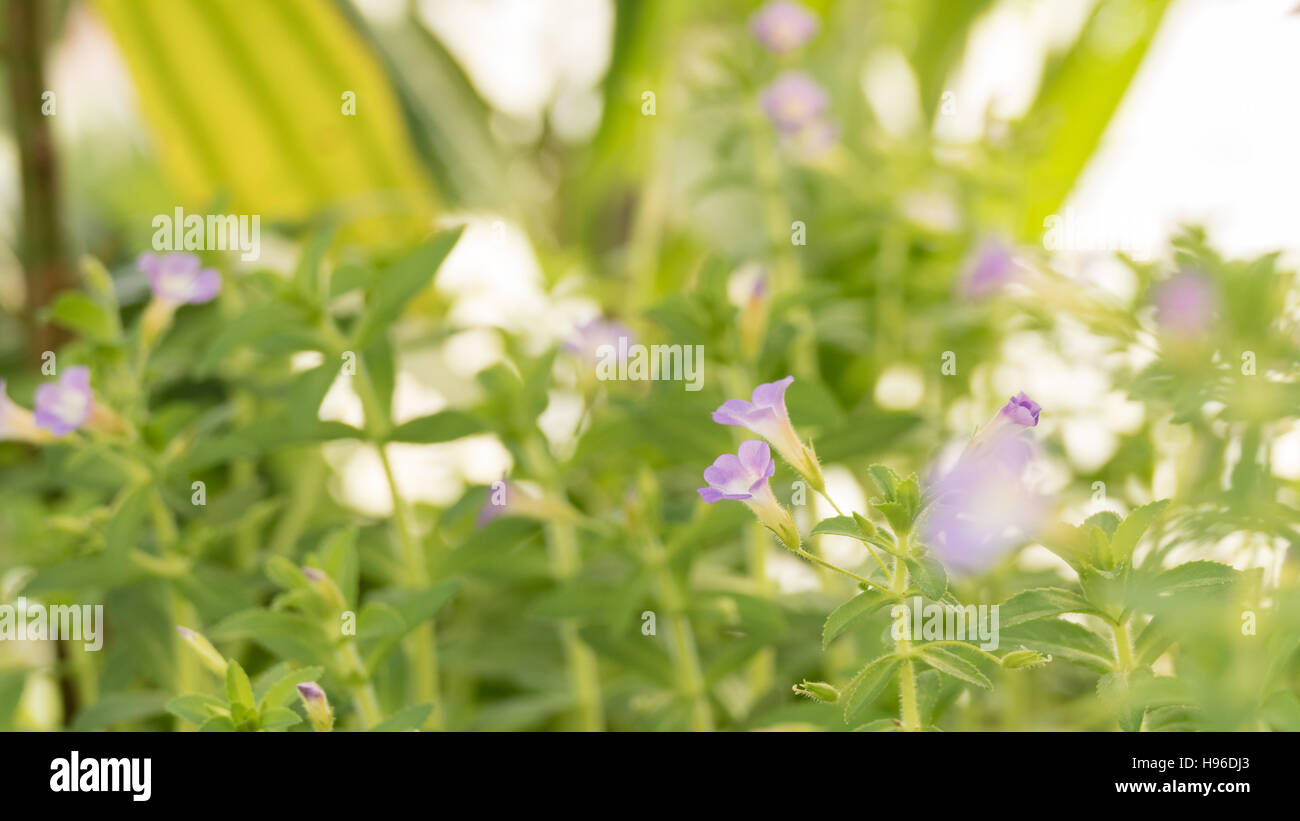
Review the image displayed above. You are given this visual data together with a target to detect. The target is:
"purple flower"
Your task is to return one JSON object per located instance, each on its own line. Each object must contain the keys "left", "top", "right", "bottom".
{"left": 698, "top": 440, "right": 798, "bottom": 547}
{"left": 750, "top": 1, "right": 818, "bottom": 54}
{"left": 474, "top": 478, "right": 561, "bottom": 527}
{"left": 1152, "top": 272, "right": 1216, "bottom": 336}
{"left": 712, "top": 376, "right": 822, "bottom": 487}
{"left": 296, "top": 682, "right": 326, "bottom": 702}
{"left": 760, "top": 71, "right": 829, "bottom": 133}
{"left": 1000, "top": 392, "right": 1040, "bottom": 427}
{"left": 33, "top": 366, "right": 93, "bottom": 437}
{"left": 960, "top": 240, "right": 1017, "bottom": 298}
{"left": 698, "top": 439, "right": 776, "bottom": 503}
{"left": 922, "top": 427, "right": 1047, "bottom": 575}
{"left": 138, "top": 252, "right": 221, "bottom": 305}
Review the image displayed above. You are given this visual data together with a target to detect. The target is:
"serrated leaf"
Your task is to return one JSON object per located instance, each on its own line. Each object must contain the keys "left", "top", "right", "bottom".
{"left": 1108, "top": 499, "right": 1169, "bottom": 564}
{"left": 918, "top": 646, "right": 992, "bottom": 689}
{"left": 867, "top": 464, "right": 901, "bottom": 500}
{"left": 823, "top": 590, "right": 891, "bottom": 649}
{"left": 904, "top": 556, "right": 947, "bottom": 600}
{"left": 1153, "top": 560, "right": 1237, "bottom": 594}
{"left": 842, "top": 654, "right": 901, "bottom": 726}
{"left": 999, "top": 587, "right": 1103, "bottom": 628}
{"left": 999, "top": 619, "right": 1114, "bottom": 673}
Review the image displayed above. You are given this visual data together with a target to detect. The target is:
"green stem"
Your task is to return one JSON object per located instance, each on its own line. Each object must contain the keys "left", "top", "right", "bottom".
{"left": 647, "top": 536, "right": 713, "bottom": 732}
{"left": 1112, "top": 618, "right": 1134, "bottom": 673}
{"left": 892, "top": 557, "right": 920, "bottom": 731}
{"left": 337, "top": 641, "right": 381, "bottom": 728}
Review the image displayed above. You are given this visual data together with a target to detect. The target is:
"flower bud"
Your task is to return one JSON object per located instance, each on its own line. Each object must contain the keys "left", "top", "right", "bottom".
{"left": 296, "top": 682, "right": 334, "bottom": 732}
{"left": 176, "top": 626, "right": 228, "bottom": 676}
{"left": 1001, "top": 649, "right": 1051, "bottom": 670}
{"left": 302, "top": 567, "right": 347, "bottom": 611}
{"left": 792, "top": 680, "right": 840, "bottom": 703}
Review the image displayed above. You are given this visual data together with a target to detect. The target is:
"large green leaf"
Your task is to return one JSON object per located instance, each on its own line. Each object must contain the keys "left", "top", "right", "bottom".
{"left": 94, "top": 0, "right": 436, "bottom": 245}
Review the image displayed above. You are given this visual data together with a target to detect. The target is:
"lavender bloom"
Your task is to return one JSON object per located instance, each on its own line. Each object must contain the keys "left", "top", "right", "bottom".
{"left": 760, "top": 71, "right": 829, "bottom": 133}
{"left": 0, "top": 380, "right": 49, "bottom": 443}
{"left": 712, "top": 375, "right": 822, "bottom": 488}
{"left": 566, "top": 318, "right": 634, "bottom": 361}
{"left": 33, "top": 366, "right": 93, "bottom": 437}
{"left": 750, "top": 1, "right": 818, "bottom": 54}
{"left": 698, "top": 440, "right": 798, "bottom": 548}
{"left": 475, "top": 478, "right": 564, "bottom": 528}
{"left": 1152, "top": 272, "right": 1216, "bottom": 336}
{"left": 138, "top": 252, "right": 221, "bottom": 305}
{"left": 1000, "top": 391, "right": 1041, "bottom": 427}
{"left": 960, "top": 239, "right": 1018, "bottom": 298}
{"left": 923, "top": 393, "right": 1046, "bottom": 574}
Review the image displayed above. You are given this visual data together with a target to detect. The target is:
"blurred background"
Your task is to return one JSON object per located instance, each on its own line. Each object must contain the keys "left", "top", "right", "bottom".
{"left": 0, "top": 0, "right": 1297, "bottom": 731}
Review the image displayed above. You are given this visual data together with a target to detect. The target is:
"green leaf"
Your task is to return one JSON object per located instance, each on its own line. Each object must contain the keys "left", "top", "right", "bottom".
{"left": 199, "top": 715, "right": 236, "bottom": 732}
{"left": 225, "top": 659, "right": 255, "bottom": 710}
{"left": 918, "top": 646, "right": 992, "bottom": 689}
{"left": 1097, "top": 670, "right": 1147, "bottom": 732}
{"left": 999, "top": 619, "right": 1114, "bottom": 673}
{"left": 48, "top": 291, "right": 121, "bottom": 344}
{"left": 1153, "top": 560, "right": 1237, "bottom": 594}
{"left": 388, "top": 410, "right": 485, "bottom": 443}
{"left": 258, "top": 665, "right": 326, "bottom": 712}
{"left": 70, "top": 692, "right": 170, "bottom": 731}
{"left": 904, "top": 556, "right": 947, "bottom": 600}
{"left": 353, "top": 229, "right": 463, "bottom": 348}
{"left": 842, "top": 654, "right": 901, "bottom": 727}
{"left": 93, "top": 0, "right": 437, "bottom": 246}
{"left": 1108, "top": 499, "right": 1169, "bottom": 564}
{"left": 999, "top": 587, "right": 1103, "bottom": 628}
{"left": 811, "top": 515, "right": 866, "bottom": 540}
{"left": 258, "top": 707, "right": 303, "bottom": 731}
{"left": 867, "top": 464, "right": 901, "bottom": 500}
{"left": 371, "top": 704, "right": 434, "bottom": 732}
{"left": 822, "top": 590, "right": 892, "bottom": 649}
{"left": 198, "top": 304, "right": 309, "bottom": 375}
{"left": 166, "top": 693, "right": 227, "bottom": 725}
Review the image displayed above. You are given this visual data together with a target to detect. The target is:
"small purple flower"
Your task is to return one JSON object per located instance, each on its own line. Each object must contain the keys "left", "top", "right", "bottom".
{"left": 760, "top": 71, "right": 829, "bottom": 133}
{"left": 960, "top": 240, "right": 1017, "bottom": 298}
{"left": 33, "top": 366, "right": 93, "bottom": 437}
{"left": 566, "top": 317, "right": 634, "bottom": 364}
{"left": 1152, "top": 272, "right": 1216, "bottom": 336}
{"left": 138, "top": 252, "right": 221, "bottom": 305}
{"left": 296, "top": 682, "right": 326, "bottom": 702}
{"left": 713, "top": 375, "right": 823, "bottom": 488}
{"left": 750, "top": 1, "right": 818, "bottom": 54}
{"left": 698, "top": 439, "right": 776, "bottom": 503}
{"left": 698, "top": 440, "right": 798, "bottom": 547}
{"left": 999, "top": 392, "right": 1040, "bottom": 427}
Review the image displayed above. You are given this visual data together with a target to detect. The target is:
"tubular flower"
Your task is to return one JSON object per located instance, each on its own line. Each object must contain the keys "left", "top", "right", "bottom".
{"left": 712, "top": 375, "right": 824, "bottom": 490}
{"left": 698, "top": 440, "right": 799, "bottom": 549}
{"left": 0, "top": 380, "right": 53, "bottom": 444}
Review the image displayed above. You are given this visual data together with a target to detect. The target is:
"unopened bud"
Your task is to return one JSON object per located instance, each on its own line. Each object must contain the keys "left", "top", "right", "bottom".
{"left": 297, "top": 682, "right": 334, "bottom": 732}
{"left": 792, "top": 680, "right": 840, "bottom": 703}
{"left": 176, "top": 625, "right": 228, "bottom": 676}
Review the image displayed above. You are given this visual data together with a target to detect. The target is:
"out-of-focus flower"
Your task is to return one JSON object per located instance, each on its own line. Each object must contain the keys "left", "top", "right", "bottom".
{"left": 781, "top": 117, "right": 839, "bottom": 162}
{"left": 0, "top": 380, "right": 52, "bottom": 444}
{"left": 750, "top": 1, "right": 818, "bottom": 54}
{"left": 960, "top": 239, "right": 1018, "bottom": 299}
{"left": 712, "top": 375, "right": 823, "bottom": 490}
{"left": 475, "top": 478, "right": 576, "bottom": 528}
{"left": 733, "top": 267, "right": 769, "bottom": 360}
{"left": 760, "top": 71, "right": 829, "bottom": 133}
{"left": 922, "top": 393, "right": 1047, "bottom": 574}
{"left": 296, "top": 682, "right": 334, "bottom": 732}
{"left": 698, "top": 440, "right": 798, "bottom": 548}
{"left": 565, "top": 317, "right": 634, "bottom": 363}
{"left": 1152, "top": 271, "right": 1217, "bottom": 336}
{"left": 34, "top": 366, "right": 93, "bottom": 437}
{"left": 138, "top": 252, "right": 221, "bottom": 305}
{"left": 175, "top": 626, "right": 228, "bottom": 676}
